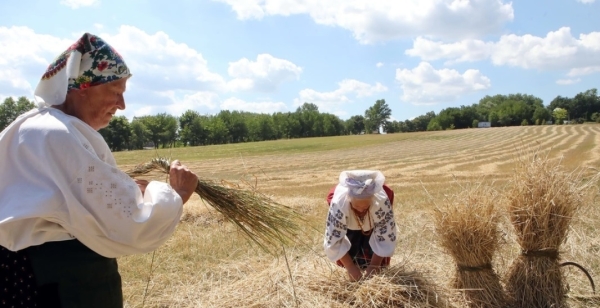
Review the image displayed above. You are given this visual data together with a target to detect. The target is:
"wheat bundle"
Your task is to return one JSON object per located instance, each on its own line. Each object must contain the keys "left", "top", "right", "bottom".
{"left": 125, "top": 157, "right": 304, "bottom": 254}
{"left": 307, "top": 264, "right": 450, "bottom": 308}
{"left": 433, "top": 182, "right": 508, "bottom": 308}
{"left": 504, "top": 153, "right": 591, "bottom": 308}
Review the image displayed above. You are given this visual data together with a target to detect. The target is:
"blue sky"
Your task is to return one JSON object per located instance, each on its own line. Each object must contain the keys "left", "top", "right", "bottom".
{"left": 1, "top": 0, "right": 599, "bottom": 122}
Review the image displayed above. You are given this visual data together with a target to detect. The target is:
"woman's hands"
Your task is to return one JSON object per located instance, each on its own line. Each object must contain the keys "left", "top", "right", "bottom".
{"left": 339, "top": 254, "right": 363, "bottom": 282}
{"left": 339, "top": 253, "right": 385, "bottom": 281}
{"left": 168, "top": 160, "right": 198, "bottom": 204}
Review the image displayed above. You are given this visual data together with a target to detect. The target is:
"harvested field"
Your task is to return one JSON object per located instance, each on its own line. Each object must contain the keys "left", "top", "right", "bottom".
{"left": 115, "top": 124, "right": 600, "bottom": 308}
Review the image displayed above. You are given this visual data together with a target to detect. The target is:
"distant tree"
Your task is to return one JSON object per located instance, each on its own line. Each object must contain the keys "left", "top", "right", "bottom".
{"left": 532, "top": 107, "right": 551, "bottom": 125}
{"left": 135, "top": 113, "right": 178, "bottom": 148}
{"left": 179, "top": 110, "right": 200, "bottom": 146}
{"left": 296, "top": 103, "right": 320, "bottom": 137}
{"left": 99, "top": 116, "right": 131, "bottom": 151}
{"left": 0, "top": 96, "right": 36, "bottom": 131}
{"left": 411, "top": 111, "right": 436, "bottom": 132}
{"left": 206, "top": 116, "right": 230, "bottom": 144}
{"left": 364, "top": 99, "right": 392, "bottom": 133}
{"left": 346, "top": 115, "right": 365, "bottom": 135}
{"left": 472, "top": 119, "right": 479, "bottom": 128}
{"left": 553, "top": 108, "right": 568, "bottom": 124}
{"left": 273, "top": 112, "right": 302, "bottom": 138}
{"left": 130, "top": 119, "right": 150, "bottom": 150}
{"left": 427, "top": 119, "right": 443, "bottom": 131}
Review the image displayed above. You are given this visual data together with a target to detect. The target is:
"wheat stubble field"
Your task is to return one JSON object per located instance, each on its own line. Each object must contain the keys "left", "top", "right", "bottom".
{"left": 114, "top": 124, "right": 600, "bottom": 308}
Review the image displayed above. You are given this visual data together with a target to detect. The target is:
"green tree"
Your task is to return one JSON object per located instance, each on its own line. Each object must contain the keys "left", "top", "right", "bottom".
{"left": 427, "top": 119, "right": 443, "bottom": 131}
{"left": 532, "top": 107, "right": 551, "bottom": 125}
{"left": 130, "top": 119, "right": 150, "bottom": 150}
{"left": 345, "top": 115, "right": 365, "bottom": 134}
{"left": 553, "top": 108, "right": 568, "bottom": 124}
{"left": 364, "top": 99, "right": 392, "bottom": 133}
{"left": 411, "top": 111, "right": 436, "bottom": 132}
{"left": 0, "top": 96, "right": 36, "bottom": 131}
{"left": 98, "top": 116, "right": 131, "bottom": 151}
{"left": 206, "top": 116, "right": 229, "bottom": 144}
{"left": 135, "top": 113, "right": 178, "bottom": 148}
{"left": 179, "top": 110, "right": 201, "bottom": 146}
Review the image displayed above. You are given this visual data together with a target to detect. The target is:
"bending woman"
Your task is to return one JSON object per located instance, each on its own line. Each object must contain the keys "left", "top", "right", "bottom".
{"left": 324, "top": 170, "right": 397, "bottom": 281}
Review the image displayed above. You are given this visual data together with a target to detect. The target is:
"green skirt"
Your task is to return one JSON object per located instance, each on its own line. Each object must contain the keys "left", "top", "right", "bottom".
{"left": 1, "top": 239, "right": 123, "bottom": 308}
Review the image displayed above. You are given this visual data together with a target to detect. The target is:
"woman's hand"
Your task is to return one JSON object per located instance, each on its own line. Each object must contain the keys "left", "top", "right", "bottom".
{"left": 135, "top": 179, "right": 149, "bottom": 194}
{"left": 364, "top": 265, "right": 381, "bottom": 278}
{"left": 364, "top": 253, "right": 384, "bottom": 279}
{"left": 339, "top": 253, "right": 363, "bottom": 282}
{"left": 347, "top": 265, "right": 363, "bottom": 282}
{"left": 168, "top": 160, "right": 198, "bottom": 204}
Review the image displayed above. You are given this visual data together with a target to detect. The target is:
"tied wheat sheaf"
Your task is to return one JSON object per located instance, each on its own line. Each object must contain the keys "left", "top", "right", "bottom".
{"left": 433, "top": 182, "right": 508, "bottom": 308}
{"left": 125, "top": 157, "right": 304, "bottom": 254}
{"left": 504, "top": 152, "right": 598, "bottom": 308}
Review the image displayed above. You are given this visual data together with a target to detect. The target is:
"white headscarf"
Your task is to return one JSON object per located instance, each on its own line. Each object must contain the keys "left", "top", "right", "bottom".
{"left": 338, "top": 170, "right": 385, "bottom": 199}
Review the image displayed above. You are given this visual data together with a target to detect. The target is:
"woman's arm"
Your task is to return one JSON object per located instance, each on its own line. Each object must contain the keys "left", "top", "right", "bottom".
{"left": 365, "top": 253, "right": 384, "bottom": 277}
{"left": 339, "top": 253, "right": 363, "bottom": 281}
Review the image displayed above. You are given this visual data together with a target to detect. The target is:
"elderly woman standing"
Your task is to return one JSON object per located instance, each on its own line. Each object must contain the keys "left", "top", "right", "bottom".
{"left": 324, "top": 170, "right": 397, "bottom": 281}
{"left": 0, "top": 33, "right": 198, "bottom": 307}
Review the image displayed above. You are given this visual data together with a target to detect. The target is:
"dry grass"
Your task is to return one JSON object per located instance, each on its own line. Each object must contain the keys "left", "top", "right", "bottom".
{"left": 125, "top": 157, "right": 305, "bottom": 254}
{"left": 306, "top": 263, "right": 450, "bottom": 308}
{"left": 432, "top": 181, "right": 508, "bottom": 308}
{"left": 504, "top": 150, "right": 599, "bottom": 308}
{"left": 114, "top": 124, "right": 600, "bottom": 308}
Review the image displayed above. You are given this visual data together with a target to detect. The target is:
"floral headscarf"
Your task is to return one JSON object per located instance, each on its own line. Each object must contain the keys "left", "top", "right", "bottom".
{"left": 34, "top": 32, "right": 132, "bottom": 107}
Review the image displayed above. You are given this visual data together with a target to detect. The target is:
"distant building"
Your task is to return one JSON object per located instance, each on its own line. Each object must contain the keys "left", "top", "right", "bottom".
{"left": 478, "top": 122, "right": 491, "bottom": 128}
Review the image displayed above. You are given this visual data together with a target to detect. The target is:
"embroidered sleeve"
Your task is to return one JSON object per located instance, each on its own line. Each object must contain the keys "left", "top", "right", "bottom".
{"left": 369, "top": 197, "right": 397, "bottom": 257}
{"left": 323, "top": 200, "right": 351, "bottom": 262}
{"left": 28, "top": 126, "right": 183, "bottom": 258}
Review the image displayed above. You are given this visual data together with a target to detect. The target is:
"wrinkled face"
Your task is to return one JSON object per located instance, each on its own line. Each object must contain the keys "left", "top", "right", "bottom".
{"left": 350, "top": 197, "right": 372, "bottom": 213}
{"left": 66, "top": 78, "right": 127, "bottom": 130}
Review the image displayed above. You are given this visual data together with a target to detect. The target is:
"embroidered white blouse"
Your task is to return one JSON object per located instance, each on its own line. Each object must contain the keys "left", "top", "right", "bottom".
{"left": 323, "top": 184, "right": 397, "bottom": 262}
{"left": 0, "top": 108, "right": 183, "bottom": 258}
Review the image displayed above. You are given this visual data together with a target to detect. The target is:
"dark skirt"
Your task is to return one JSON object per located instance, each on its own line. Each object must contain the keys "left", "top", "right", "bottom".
{"left": 335, "top": 229, "right": 391, "bottom": 269}
{"left": 1, "top": 240, "right": 123, "bottom": 308}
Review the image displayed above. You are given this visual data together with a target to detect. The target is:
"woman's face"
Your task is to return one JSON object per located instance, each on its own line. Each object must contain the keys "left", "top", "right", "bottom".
{"left": 350, "top": 197, "right": 372, "bottom": 213}
{"left": 65, "top": 78, "right": 127, "bottom": 131}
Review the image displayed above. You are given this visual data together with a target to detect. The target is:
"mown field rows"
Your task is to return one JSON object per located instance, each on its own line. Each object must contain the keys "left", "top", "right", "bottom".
{"left": 116, "top": 124, "right": 600, "bottom": 307}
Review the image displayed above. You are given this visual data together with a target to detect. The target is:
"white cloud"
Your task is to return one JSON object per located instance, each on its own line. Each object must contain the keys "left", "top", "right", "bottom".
{"left": 162, "top": 91, "right": 221, "bottom": 115}
{"left": 100, "top": 25, "right": 226, "bottom": 92}
{"left": 395, "top": 62, "right": 491, "bottom": 105}
{"left": 214, "top": 0, "right": 514, "bottom": 43}
{"left": 567, "top": 66, "right": 600, "bottom": 77}
{"left": 406, "top": 27, "right": 600, "bottom": 76}
{"left": 406, "top": 37, "right": 493, "bottom": 64}
{"left": 293, "top": 79, "right": 387, "bottom": 116}
{"left": 221, "top": 97, "right": 288, "bottom": 113}
{"left": 577, "top": 0, "right": 596, "bottom": 3}
{"left": 556, "top": 78, "right": 581, "bottom": 85}
{"left": 60, "top": 0, "right": 100, "bottom": 9}
{"left": 0, "top": 26, "right": 73, "bottom": 98}
{"left": 227, "top": 54, "right": 302, "bottom": 92}
{"left": 376, "top": 62, "right": 384, "bottom": 68}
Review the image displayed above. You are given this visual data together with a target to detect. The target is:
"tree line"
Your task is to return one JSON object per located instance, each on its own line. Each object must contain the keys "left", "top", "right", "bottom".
{"left": 1, "top": 89, "right": 598, "bottom": 151}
